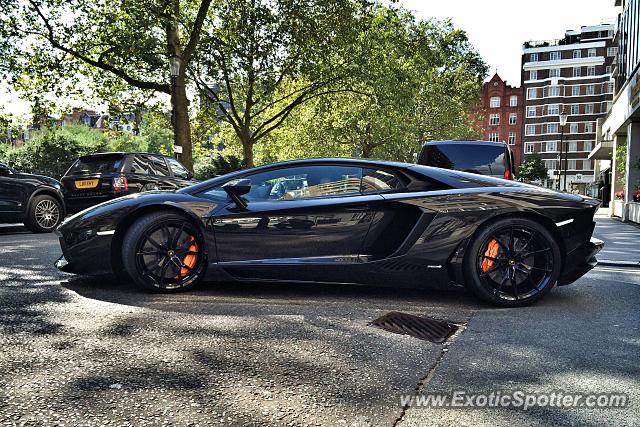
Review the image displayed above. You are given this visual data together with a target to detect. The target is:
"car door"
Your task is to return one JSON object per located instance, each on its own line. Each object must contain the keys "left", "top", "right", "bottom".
{"left": 199, "top": 164, "right": 382, "bottom": 264}
{"left": 0, "top": 164, "right": 25, "bottom": 215}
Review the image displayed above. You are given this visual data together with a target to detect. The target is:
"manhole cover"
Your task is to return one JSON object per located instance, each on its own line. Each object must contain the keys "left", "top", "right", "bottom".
{"left": 369, "top": 311, "right": 458, "bottom": 343}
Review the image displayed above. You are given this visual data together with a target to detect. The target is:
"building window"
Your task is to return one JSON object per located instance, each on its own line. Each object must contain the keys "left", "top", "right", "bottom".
{"left": 530, "top": 53, "right": 539, "bottom": 62}
{"left": 568, "top": 159, "right": 577, "bottom": 170}
{"left": 587, "top": 66, "right": 596, "bottom": 76}
{"left": 583, "top": 141, "right": 593, "bottom": 152}
{"left": 546, "top": 141, "right": 557, "bottom": 152}
{"left": 525, "top": 143, "right": 535, "bottom": 154}
{"left": 573, "top": 67, "right": 581, "bottom": 77}
{"left": 550, "top": 51, "right": 561, "bottom": 61}
{"left": 606, "top": 65, "right": 612, "bottom": 74}
{"left": 583, "top": 159, "right": 592, "bottom": 170}
{"left": 584, "top": 122, "right": 593, "bottom": 133}
{"left": 571, "top": 104, "right": 580, "bottom": 115}
{"left": 508, "top": 132, "right": 516, "bottom": 145}
{"left": 526, "top": 125, "right": 536, "bottom": 135}
{"left": 549, "top": 68, "right": 561, "bottom": 78}
{"left": 573, "top": 50, "right": 581, "bottom": 59}
{"left": 572, "top": 85, "right": 580, "bottom": 96}
{"left": 588, "top": 48, "right": 597, "bottom": 58}
{"left": 549, "top": 86, "right": 560, "bottom": 97}
{"left": 585, "top": 103, "right": 594, "bottom": 114}
{"left": 509, "top": 113, "right": 517, "bottom": 125}
{"left": 489, "top": 132, "right": 500, "bottom": 142}
{"left": 527, "top": 88, "right": 537, "bottom": 99}
{"left": 568, "top": 141, "right": 578, "bottom": 152}
{"left": 545, "top": 159, "right": 557, "bottom": 170}
{"left": 490, "top": 114, "right": 500, "bottom": 125}
{"left": 527, "top": 106, "right": 536, "bottom": 117}
{"left": 570, "top": 123, "right": 579, "bottom": 133}
{"left": 530, "top": 70, "right": 538, "bottom": 80}
{"left": 547, "top": 123, "right": 558, "bottom": 134}
{"left": 586, "top": 84, "right": 595, "bottom": 95}
{"left": 608, "top": 81, "right": 614, "bottom": 93}
{"left": 607, "top": 47, "right": 617, "bottom": 57}
{"left": 509, "top": 95, "right": 518, "bottom": 107}
{"left": 548, "top": 104, "right": 560, "bottom": 115}
{"left": 490, "top": 97, "right": 501, "bottom": 108}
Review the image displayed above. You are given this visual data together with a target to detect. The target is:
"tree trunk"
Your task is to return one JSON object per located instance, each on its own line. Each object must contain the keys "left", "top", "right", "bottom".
{"left": 241, "top": 134, "right": 254, "bottom": 168}
{"left": 173, "top": 74, "right": 192, "bottom": 171}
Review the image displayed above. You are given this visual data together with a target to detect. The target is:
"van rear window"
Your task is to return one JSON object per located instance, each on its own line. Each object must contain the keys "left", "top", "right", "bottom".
{"left": 66, "top": 155, "right": 124, "bottom": 175}
{"left": 419, "top": 145, "right": 506, "bottom": 176}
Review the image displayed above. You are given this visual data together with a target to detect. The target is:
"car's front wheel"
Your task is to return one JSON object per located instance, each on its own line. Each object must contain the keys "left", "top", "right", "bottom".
{"left": 122, "top": 212, "right": 207, "bottom": 292}
{"left": 463, "top": 217, "right": 562, "bottom": 307}
{"left": 24, "top": 195, "right": 63, "bottom": 233}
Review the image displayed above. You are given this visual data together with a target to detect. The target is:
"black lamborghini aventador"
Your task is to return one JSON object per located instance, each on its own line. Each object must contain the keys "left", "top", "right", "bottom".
{"left": 55, "top": 158, "right": 603, "bottom": 307}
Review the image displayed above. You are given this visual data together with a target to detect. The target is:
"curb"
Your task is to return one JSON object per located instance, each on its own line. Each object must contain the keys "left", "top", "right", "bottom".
{"left": 597, "top": 260, "right": 640, "bottom": 268}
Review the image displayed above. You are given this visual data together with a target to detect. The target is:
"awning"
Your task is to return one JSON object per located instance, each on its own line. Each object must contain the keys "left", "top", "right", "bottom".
{"left": 588, "top": 140, "right": 613, "bottom": 160}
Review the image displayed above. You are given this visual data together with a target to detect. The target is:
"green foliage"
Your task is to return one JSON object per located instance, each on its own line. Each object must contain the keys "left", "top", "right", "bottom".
{"left": 615, "top": 142, "right": 627, "bottom": 187}
{"left": 1, "top": 125, "right": 109, "bottom": 179}
{"left": 518, "top": 154, "right": 548, "bottom": 182}
{"left": 193, "top": 154, "right": 246, "bottom": 180}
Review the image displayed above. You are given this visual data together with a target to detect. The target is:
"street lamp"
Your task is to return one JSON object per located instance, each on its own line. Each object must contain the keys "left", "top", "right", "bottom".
{"left": 559, "top": 110, "right": 569, "bottom": 191}
{"left": 168, "top": 54, "right": 180, "bottom": 158}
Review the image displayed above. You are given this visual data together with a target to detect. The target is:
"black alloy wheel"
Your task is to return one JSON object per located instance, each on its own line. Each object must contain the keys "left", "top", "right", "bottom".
{"left": 122, "top": 212, "right": 206, "bottom": 292}
{"left": 463, "top": 217, "right": 561, "bottom": 307}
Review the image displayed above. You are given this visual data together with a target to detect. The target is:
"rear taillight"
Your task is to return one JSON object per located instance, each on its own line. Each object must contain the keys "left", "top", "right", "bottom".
{"left": 113, "top": 176, "right": 128, "bottom": 191}
{"left": 504, "top": 169, "right": 513, "bottom": 180}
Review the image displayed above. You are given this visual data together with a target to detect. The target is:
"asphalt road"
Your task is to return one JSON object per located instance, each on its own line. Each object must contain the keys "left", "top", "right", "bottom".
{"left": 0, "top": 224, "right": 638, "bottom": 426}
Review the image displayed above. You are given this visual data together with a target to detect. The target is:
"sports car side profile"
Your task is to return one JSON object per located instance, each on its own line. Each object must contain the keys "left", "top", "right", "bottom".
{"left": 55, "top": 158, "right": 603, "bottom": 307}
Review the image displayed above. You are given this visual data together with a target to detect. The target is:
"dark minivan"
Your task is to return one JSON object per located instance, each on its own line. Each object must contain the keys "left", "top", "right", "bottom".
{"left": 418, "top": 140, "right": 516, "bottom": 180}
{"left": 61, "top": 152, "right": 195, "bottom": 213}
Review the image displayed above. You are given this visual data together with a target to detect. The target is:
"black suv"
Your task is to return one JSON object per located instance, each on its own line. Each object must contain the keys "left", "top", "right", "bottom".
{"left": 0, "top": 163, "right": 66, "bottom": 232}
{"left": 61, "top": 152, "right": 195, "bottom": 213}
{"left": 418, "top": 140, "right": 516, "bottom": 180}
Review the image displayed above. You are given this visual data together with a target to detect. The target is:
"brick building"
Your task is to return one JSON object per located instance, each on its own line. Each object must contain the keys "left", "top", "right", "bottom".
{"left": 478, "top": 73, "right": 524, "bottom": 166}
{"left": 521, "top": 24, "right": 616, "bottom": 194}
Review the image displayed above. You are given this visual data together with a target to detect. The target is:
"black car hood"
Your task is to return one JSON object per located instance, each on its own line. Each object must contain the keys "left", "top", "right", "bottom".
{"left": 15, "top": 172, "right": 61, "bottom": 187}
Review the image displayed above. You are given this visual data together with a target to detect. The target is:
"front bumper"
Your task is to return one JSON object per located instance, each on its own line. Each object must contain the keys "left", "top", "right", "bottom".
{"left": 557, "top": 237, "right": 604, "bottom": 286}
{"left": 55, "top": 231, "right": 115, "bottom": 275}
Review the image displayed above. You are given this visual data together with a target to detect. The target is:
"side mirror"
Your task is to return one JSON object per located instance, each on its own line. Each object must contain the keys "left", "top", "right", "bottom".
{"left": 223, "top": 178, "right": 251, "bottom": 209}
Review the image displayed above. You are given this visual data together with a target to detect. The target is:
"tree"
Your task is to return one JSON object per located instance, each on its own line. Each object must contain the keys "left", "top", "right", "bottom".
{"left": 193, "top": 0, "right": 370, "bottom": 167}
{"left": 0, "top": 0, "right": 214, "bottom": 171}
{"left": 518, "top": 154, "right": 548, "bottom": 182}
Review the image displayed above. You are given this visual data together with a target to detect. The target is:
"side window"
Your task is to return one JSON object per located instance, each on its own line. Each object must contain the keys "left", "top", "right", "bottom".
{"left": 199, "top": 165, "right": 362, "bottom": 202}
{"left": 129, "top": 155, "right": 151, "bottom": 175}
{"left": 166, "top": 157, "right": 190, "bottom": 179}
{"left": 149, "top": 156, "right": 170, "bottom": 177}
{"left": 361, "top": 169, "right": 403, "bottom": 193}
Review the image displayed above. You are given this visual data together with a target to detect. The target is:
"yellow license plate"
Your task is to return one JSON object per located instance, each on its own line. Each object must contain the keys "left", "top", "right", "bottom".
{"left": 75, "top": 179, "right": 99, "bottom": 189}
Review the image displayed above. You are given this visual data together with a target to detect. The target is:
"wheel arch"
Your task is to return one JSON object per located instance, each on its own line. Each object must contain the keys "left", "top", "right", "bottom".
{"left": 448, "top": 209, "right": 566, "bottom": 285}
{"left": 26, "top": 187, "right": 66, "bottom": 217}
{"left": 110, "top": 203, "right": 206, "bottom": 276}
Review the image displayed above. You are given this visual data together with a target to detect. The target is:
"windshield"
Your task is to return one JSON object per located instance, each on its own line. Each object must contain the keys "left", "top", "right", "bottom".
{"left": 420, "top": 144, "right": 507, "bottom": 176}
{"left": 66, "top": 155, "right": 124, "bottom": 176}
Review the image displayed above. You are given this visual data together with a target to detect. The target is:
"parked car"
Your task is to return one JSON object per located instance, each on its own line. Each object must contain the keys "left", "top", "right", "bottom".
{"left": 61, "top": 152, "right": 195, "bottom": 213}
{"left": 0, "top": 162, "right": 65, "bottom": 232}
{"left": 418, "top": 140, "right": 516, "bottom": 180}
{"left": 55, "top": 158, "right": 602, "bottom": 307}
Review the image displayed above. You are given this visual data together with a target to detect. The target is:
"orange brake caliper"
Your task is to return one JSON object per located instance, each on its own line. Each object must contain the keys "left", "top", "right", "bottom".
{"left": 482, "top": 239, "right": 500, "bottom": 272}
{"left": 179, "top": 237, "right": 198, "bottom": 278}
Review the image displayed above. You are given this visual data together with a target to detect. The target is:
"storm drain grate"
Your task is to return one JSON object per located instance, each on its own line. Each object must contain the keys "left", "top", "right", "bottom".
{"left": 369, "top": 311, "right": 458, "bottom": 343}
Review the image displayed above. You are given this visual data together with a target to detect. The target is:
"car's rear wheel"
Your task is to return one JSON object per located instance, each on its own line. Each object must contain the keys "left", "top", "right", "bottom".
{"left": 122, "top": 212, "right": 207, "bottom": 292}
{"left": 463, "top": 217, "right": 561, "bottom": 307}
{"left": 24, "top": 195, "right": 63, "bottom": 233}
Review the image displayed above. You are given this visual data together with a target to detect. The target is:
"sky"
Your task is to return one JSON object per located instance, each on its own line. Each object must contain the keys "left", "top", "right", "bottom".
{"left": 0, "top": 0, "right": 622, "bottom": 121}
{"left": 399, "top": 0, "right": 619, "bottom": 86}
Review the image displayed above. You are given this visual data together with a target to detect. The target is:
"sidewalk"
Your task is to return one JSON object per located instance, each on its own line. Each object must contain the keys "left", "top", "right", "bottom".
{"left": 592, "top": 207, "right": 640, "bottom": 267}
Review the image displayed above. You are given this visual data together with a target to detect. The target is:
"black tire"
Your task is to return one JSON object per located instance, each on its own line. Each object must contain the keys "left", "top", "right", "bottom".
{"left": 122, "top": 212, "right": 207, "bottom": 292}
{"left": 463, "top": 217, "right": 562, "bottom": 307}
{"left": 24, "top": 195, "right": 63, "bottom": 233}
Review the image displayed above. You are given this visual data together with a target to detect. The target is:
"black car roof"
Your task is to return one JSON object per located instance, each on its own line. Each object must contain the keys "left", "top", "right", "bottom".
{"left": 422, "top": 140, "right": 508, "bottom": 147}
{"left": 77, "top": 152, "right": 169, "bottom": 159}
